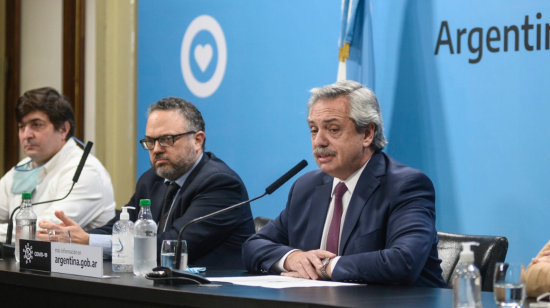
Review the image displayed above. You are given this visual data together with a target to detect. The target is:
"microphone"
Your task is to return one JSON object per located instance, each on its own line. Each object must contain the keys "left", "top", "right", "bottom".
{"left": 265, "top": 160, "right": 308, "bottom": 194}
{"left": 0, "top": 141, "right": 94, "bottom": 258}
{"left": 170, "top": 159, "right": 308, "bottom": 274}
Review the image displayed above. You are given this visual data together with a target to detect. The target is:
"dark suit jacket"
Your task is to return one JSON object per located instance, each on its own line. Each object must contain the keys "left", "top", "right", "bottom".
{"left": 90, "top": 152, "right": 255, "bottom": 269}
{"left": 242, "top": 151, "right": 446, "bottom": 287}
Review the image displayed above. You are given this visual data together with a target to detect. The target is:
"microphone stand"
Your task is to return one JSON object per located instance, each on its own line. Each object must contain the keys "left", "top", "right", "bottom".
{"left": 173, "top": 160, "right": 308, "bottom": 272}
{"left": 173, "top": 193, "right": 266, "bottom": 270}
{"left": 0, "top": 142, "right": 93, "bottom": 258}
{"left": 147, "top": 160, "right": 308, "bottom": 285}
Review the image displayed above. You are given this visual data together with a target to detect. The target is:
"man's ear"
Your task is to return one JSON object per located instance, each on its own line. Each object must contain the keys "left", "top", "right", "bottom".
{"left": 59, "top": 121, "right": 70, "bottom": 141}
{"left": 362, "top": 123, "right": 375, "bottom": 148}
{"left": 194, "top": 131, "right": 206, "bottom": 151}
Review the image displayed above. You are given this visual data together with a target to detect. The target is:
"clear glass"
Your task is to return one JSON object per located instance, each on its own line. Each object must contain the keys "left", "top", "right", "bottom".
{"left": 47, "top": 230, "right": 71, "bottom": 243}
{"left": 494, "top": 263, "right": 525, "bottom": 308}
{"left": 133, "top": 205, "right": 157, "bottom": 276}
{"left": 15, "top": 199, "right": 37, "bottom": 262}
{"left": 161, "top": 240, "right": 187, "bottom": 270}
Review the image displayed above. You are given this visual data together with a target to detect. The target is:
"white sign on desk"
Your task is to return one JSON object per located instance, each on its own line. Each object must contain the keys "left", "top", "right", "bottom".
{"left": 50, "top": 242, "right": 103, "bottom": 278}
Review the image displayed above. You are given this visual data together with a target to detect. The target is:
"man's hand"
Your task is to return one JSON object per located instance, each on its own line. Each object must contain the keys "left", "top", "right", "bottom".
{"left": 281, "top": 249, "right": 335, "bottom": 280}
{"left": 37, "top": 210, "right": 90, "bottom": 245}
{"left": 532, "top": 250, "right": 550, "bottom": 264}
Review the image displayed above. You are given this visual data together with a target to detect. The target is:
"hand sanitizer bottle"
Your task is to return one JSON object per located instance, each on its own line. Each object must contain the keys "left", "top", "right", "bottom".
{"left": 453, "top": 242, "right": 482, "bottom": 308}
{"left": 112, "top": 206, "right": 135, "bottom": 272}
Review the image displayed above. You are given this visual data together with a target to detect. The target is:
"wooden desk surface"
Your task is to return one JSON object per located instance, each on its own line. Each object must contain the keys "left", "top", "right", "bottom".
{"left": 0, "top": 256, "right": 503, "bottom": 308}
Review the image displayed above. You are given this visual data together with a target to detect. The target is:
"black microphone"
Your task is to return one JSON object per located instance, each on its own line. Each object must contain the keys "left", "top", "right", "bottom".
{"left": 265, "top": 160, "right": 308, "bottom": 195}
{"left": 0, "top": 141, "right": 94, "bottom": 258}
{"left": 170, "top": 159, "right": 308, "bottom": 274}
{"left": 73, "top": 141, "right": 93, "bottom": 183}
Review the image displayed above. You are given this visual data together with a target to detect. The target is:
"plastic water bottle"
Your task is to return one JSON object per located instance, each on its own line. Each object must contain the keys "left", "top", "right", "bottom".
{"left": 133, "top": 199, "right": 157, "bottom": 276}
{"left": 452, "top": 242, "right": 482, "bottom": 308}
{"left": 15, "top": 192, "right": 37, "bottom": 263}
{"left": 112, "top": 206, "right": 135, "bottom": 272}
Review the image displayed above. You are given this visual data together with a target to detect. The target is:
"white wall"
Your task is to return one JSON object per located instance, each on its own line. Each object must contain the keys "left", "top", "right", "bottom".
{"left": 20, "top": 0, "right": 63, "bottom": 94}
{"left": 85, "top": 0, "right": 96, "bottom": 149}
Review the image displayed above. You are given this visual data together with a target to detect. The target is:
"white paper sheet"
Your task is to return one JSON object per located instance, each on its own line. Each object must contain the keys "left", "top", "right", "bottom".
{"left": 208, "top": 275, "right": 363, "bottom": 289}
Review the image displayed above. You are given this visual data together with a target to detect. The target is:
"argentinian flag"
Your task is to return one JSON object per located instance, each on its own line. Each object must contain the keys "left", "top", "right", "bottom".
{"left": 337, "top": 0, "right": 375, "bottom": 90}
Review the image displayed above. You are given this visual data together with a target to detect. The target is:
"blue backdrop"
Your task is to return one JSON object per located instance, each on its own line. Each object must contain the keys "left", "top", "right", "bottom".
{"left": 138, "top": 0, "right": 550, "bottom": 265}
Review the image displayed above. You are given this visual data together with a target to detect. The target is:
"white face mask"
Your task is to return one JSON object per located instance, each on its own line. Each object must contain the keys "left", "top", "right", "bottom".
{"left": 11, "top": 161, "right": 42, "bottom": 194}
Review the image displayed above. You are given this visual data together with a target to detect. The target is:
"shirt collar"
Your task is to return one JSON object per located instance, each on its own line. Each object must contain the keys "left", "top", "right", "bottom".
{"left": 164, "top": 152, "right": 203, "bottom": 187}
{"left": 41, "top": 138, "right": 77, "bottom": 174}
{"left": 331, "top": 158, "right": 371, "bottom": 196}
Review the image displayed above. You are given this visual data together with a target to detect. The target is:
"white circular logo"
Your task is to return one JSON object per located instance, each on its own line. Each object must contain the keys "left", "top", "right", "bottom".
{"left": 181, "top": 15, "right": 227, "bottom": 98}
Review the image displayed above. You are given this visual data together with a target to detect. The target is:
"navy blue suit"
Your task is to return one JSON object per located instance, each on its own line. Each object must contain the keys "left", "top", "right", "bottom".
{"left": 90, "top": 152, "right": 255, "bottom": 269}
{"left": 242, "top": 151, "right": 446, "bottom": 287}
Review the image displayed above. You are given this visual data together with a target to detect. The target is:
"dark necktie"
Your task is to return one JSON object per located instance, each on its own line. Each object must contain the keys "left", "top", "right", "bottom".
{"left": 326, "top": 182, "right": 348, "bottom": 255}
{"left": 157, "top": 182, "right": 180, "bottom": 233}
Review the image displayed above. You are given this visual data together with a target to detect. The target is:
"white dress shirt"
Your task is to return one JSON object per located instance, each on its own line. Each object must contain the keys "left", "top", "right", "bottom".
{"left": 0, "top": 139, "right": 116, "bottom": 243}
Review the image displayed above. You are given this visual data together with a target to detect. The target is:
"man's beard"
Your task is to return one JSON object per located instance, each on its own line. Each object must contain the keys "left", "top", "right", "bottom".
{"left": 152, "top": 147, "right": 196, "bottom": 181}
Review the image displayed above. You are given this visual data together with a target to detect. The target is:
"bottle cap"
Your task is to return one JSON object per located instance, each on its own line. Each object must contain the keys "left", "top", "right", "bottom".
{"left": 459, "top": 242, "right": 479, "bottom": 263}
{"left": 22, "top": 192, "right": 32, "bottom": 199}
{"left": 120, "top": 206, "right": 135, "bottom": 220}
{"left": 139, "top": 199, "right": 151, "bottom": 207}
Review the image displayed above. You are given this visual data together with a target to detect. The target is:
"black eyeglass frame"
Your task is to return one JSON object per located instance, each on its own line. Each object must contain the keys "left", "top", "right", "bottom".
{"left": 139, "top": 131, "right": 196, "bottom": 150}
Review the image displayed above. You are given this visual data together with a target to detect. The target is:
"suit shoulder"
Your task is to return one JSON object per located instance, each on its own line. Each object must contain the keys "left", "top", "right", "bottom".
{"left": 380, "top": 153, "right": 434, "bottom": 195}
{"left": 201, "top": 153, "right": 245, "bottom": 182}
{"left": 383, "top": 153, "right": 431, "bottom": 181}
{"left": 293, "top": 169, "right": 330, "bottom": 187}
{"left": 136, "top": 168, "right": 164, "bottom": 185}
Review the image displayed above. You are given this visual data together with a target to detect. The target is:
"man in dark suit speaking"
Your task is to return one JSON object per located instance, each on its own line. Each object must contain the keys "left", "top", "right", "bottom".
{"left": 242, "top": 80, "right": 446, "bottom": 287}
{"left": 39, "top": 97, "right": 255, "bottom": 269}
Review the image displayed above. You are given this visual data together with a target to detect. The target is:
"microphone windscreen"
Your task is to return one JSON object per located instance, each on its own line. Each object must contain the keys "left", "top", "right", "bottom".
{"left": 73, "top": 141, "right": 93, "bottom": 183}
{"left": 265, "top": 160, "right": 308, "bottom": 195}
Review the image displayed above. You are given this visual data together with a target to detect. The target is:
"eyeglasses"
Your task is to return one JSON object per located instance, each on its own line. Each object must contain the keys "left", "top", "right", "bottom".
{"left": 140, "top": 131, "right": 196, "bottom": 150}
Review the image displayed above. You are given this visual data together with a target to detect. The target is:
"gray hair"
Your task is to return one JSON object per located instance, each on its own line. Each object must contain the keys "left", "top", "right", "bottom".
{"left": 307, "top": 80, "right": 387, "bottom": 151}
{"left": 147, "top": 97, "right": 206, "bottom": 150}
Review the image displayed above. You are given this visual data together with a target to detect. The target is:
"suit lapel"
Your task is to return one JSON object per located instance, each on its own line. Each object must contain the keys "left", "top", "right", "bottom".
{"left": 166, "top": 153, "right": 210, "bottom": 225}
{"left": 151, "top": 181, "right": 167, "bottom": 222}
{"left": 339, "top": 152, "right": 386, "bottom": 255}
{"left": 304, "top": 175, "right": 333, "bottom": 250}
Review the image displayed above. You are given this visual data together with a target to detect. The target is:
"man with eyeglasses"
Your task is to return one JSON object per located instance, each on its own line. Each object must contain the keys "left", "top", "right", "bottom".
{"left": 38, "top": 97, "right": 255, "bottom": 269}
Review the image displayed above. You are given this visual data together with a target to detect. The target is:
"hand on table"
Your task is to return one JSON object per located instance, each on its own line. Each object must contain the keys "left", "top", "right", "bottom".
{"left": 281, "top": 249, "right": 335, "bottom": 280}
{"left": 532, "top": 250, "right": 550, "bottom": 264}
{"left": 37, "top": 210, "right": 90, "bottom": 245}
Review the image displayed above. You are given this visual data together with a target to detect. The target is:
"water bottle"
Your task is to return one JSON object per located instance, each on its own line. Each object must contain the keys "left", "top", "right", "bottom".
{"left": 133, "top": 199, "right": 157, "bottom": 276}
{"left": 15, "top": 192, "right": 37, "bottom": 263}
{"left": 112, "top": 206, "right": 135, "bottom": 272}
{"left": 452, "top": 242, "right": 482, "bottom": 308}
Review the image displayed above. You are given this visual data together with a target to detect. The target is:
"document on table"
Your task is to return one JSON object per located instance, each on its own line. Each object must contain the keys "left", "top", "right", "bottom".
{"left": 208, "top": 275, "right": 363, "bottom": 289}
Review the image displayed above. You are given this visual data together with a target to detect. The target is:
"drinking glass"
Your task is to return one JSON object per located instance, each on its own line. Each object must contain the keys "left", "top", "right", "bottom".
{"left": 160, "top": 240, "right": 187, "bottom": 270}
{"left": 493, "top": 263, "right": 525, "bottom": 307}
{"left": 47, "top": 229, "right": 71, "bottom": 243}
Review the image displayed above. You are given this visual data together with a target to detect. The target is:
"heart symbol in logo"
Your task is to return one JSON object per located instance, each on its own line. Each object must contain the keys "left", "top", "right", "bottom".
{"left": 194, "top": 44, "right": 213, "bottom": 72}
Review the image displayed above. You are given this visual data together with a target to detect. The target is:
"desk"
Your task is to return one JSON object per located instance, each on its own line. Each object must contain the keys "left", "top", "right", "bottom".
{"left": 0, "top": 257, "right": 501, "bottom": 308}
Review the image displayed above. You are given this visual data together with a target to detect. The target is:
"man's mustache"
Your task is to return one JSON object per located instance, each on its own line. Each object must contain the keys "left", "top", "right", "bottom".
{"left": 154, "top": 155, "right": 172, "bottom": 163}
{"left": 313, "top": 147, "right": 336, "bottom": 156}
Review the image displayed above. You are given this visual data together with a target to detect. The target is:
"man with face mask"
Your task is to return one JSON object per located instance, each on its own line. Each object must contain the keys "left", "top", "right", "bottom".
{"left": 0, "top": 87, "right": 116, "bottom": 243}
{"left": 39, "top": 97, "right": 255, "bottom": 269}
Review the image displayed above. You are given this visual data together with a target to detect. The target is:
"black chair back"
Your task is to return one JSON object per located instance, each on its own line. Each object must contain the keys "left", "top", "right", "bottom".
{"left": 253, "top": 216, "right": 273, "bottom": 233}
{"left": 437, "top": 231, "right": 508, "bottom": 291}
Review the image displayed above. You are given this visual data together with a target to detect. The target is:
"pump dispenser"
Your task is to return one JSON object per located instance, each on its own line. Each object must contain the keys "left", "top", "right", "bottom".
{"left": 112, "top": 206, "right": 135, "bottom": 272}
{"left": 453, "top": 242, "right": 482, "bottom": 308}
